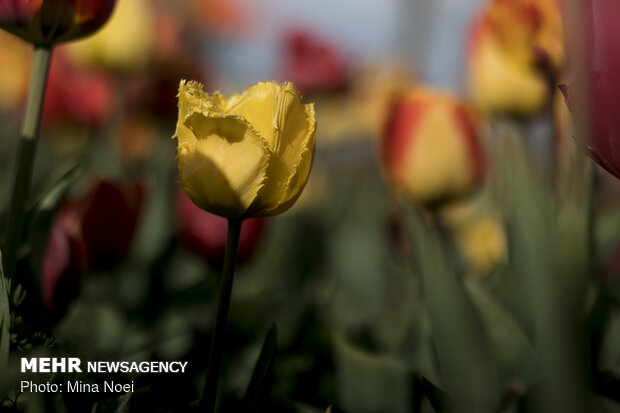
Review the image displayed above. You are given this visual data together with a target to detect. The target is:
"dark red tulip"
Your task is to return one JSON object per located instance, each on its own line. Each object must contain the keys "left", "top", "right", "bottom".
{"left": 279, "top": 29, "right": 351, "bottom": 95}
{"left": 81, "top": 180, "right": 145, "bottom": 271}
{"left": 128, "top": 59, "right": 207, "bottom": 122}
{"left": 176, "top": 189, "right": 265, "bottom": 269}
{"left": 560, "top": 1, "right": 620, "bottom": 179}
{"left": 41, "top": 179, "right": 143, "bottom": 319}
{"left": 0, "top": 0, "right": 116, "bottom": 45}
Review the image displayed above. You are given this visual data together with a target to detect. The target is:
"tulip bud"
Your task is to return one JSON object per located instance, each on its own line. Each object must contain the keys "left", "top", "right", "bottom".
{"left": 176, "top": 190, "right": 264, "bottom": 269}
{"left": 456, "top": 215, "right": 508, "bottom": 274}
{"left": 381, "top": 88, "right": 485, "bottom": 206}
{"left": 174, "top": 80, "right": 317, "bottom": 219}
{"left": 0, "top": 0, "right": 116, "bottom": 46}
{"left": 467, "top": 0, "right": 564, "bottom": 116}
{"left": 559, "top": 0, "right": 620, "bottom": 179}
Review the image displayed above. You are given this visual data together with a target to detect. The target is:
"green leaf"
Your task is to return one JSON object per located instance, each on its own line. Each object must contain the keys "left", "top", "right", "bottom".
{"left": 464, "top": 280, "right": 537, "bottom": 387}
{"left": 599, "top": 306, "right": 620, "bottom": 372}
{"left": 592, "top": 394, "right": 620, "bottom": 413}
{"left": 243, "top": 324, "right": 278, "bottom": 413}
{"left": 30, "top": 163, "right": 82, "bottom": 214}
{"left": 401, "top": 205, "right": 500, "bottom": 413}
{"left": 500, "top": 136, "right": 589, "bottom": 412}
{"left": 333, "top": 332, "right": 410, "bottom": 413}
{"left": 28, "top": 163, "right": 82, "bottom": 271}
{"left": 0, "top": 250, "right": 9, "bottom": 370}
{"left": 413, "top": 376, "right": 450, "bottom": 413}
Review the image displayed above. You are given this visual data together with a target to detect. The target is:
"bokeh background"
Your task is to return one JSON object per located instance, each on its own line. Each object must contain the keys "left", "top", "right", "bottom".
{"left": 2, "top": 0, "right": 620, "bottom": 412}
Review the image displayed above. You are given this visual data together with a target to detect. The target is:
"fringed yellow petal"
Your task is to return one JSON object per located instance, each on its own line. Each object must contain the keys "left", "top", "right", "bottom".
{"left": 174, "top": 80, "right": 227, "bottom": 145}
{"left": 227, "top": 82, "right": 308, "bottom": 153}
{"left": 178, "top": 113, "right": 271, "bottom": 218}
{"left": 249, "top": 103, "right": 317, "bottom": 216}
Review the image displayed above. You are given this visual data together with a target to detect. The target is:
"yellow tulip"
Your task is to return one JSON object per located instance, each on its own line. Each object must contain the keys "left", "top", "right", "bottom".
{"left": 67, "top": 0, "right": 154, "bottom": 70}
{"left": 467, "top": 0, "right": 564, "bottom": 116}
{"left": 174, "top": 80, "right": 317, "bottom": 219}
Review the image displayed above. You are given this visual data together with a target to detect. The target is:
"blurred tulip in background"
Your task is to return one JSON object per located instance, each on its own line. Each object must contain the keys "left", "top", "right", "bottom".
{"left": 467, "top": 0, "right": 564, "bottom": 116}
{"left": 42, "top": 179, "right": 143, "bottom": 319}
{"left": 0, "top": 0, "right": 116, "bottom": 45}
{"left": 43, "top": 50, "right": 114, "bottom": 127}
{"left": 560, "top": 0, "right": 620, "bottom": 180}
{"left": 67, "top": 0, "right": 154, "bottom": 71}
{"left": 176, "top": 190, "right": 265, "bottom": 269}
{"left": 381, "top": 88, "right": 485, "bottom": 206}
{"left": 279, "top": 29, "right": 351, "bottom": 96}
{"left": 0, "top": 31, "right": 30, "bottom": 112}
{"left": 455, "top": 214, "right": 507, "bottom": 274}
{"left": 80, "top": 179, "right": 144, "bottom": 271}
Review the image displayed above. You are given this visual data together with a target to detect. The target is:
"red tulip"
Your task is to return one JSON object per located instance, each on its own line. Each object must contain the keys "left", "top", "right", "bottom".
{"left": 560, "top": 1, "right": 620, "bottom": 179}
{"left": 279, "top": 29, "right": 351, "bottom": 95}
{"left": 42, "top": 50, "right": 114, "bottom": 126}
{"left": 81, "top": 179, "right": 145, "bottom": 271}
{"left": 176, "top": 189, "right": 265, "bottom": 269}
{"left": 0, "top": 0, "right": 116, "bottom": 45}
{"left": 42, "top": 179, "right": 144, "bottom": 316}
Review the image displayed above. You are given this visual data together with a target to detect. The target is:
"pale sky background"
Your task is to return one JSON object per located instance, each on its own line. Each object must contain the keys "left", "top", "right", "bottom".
{"left": 208, "top": 0, "right": 487, "bottom": 94}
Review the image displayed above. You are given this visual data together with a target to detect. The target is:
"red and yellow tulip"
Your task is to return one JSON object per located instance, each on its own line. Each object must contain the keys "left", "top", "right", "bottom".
{"left": 382, "top": 88, "right": 485, "bottom": 206}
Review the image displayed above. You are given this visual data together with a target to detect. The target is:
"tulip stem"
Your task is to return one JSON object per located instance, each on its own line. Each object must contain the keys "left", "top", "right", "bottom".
{"left": 201, "top": 218, "right": 242, "bottom": 413}
{"left": 2, "top": 45, "right": 52, "bottom": 279}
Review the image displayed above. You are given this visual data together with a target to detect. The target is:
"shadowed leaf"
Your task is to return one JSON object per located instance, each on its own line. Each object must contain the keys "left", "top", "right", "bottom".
{"left": 243, "top": 324, "right": 278, "bottom": 412}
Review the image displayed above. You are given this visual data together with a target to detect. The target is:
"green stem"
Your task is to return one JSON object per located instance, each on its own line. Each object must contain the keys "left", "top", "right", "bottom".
{"left": 200, "top": 218, "right": 242, "bottom": 412}
{"left": 2, "top": 45, "right": 53, "bottom": 279}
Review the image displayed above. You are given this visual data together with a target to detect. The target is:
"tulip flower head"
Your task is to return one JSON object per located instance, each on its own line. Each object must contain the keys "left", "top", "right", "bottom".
{"left": 382, "top": 88, "right": 485, "bottom": 206}
{"left": 0, "top": 0, "right": 116, "bottom": 45}
{"left": 280, "top": 29, "right": 351, "bottom": 95}
{"left": 174, "top": 80, "right": 317, "bottom": 219}
{"left": 467, "top": 0, "right": 564, "bottom": 115}
{"left": 560, "top": 0, "right": 620, "bottom": 180}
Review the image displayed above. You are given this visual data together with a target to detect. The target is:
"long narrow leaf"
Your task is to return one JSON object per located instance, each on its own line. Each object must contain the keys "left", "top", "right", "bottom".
{"left": 243, "top": 324, "right": 278, "bottom": 412}
{"left": 0, "top": 250, "right": 10, "bottom": 370}
{"left": 402, "top": 205, "right": 500, "bottom": 413}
